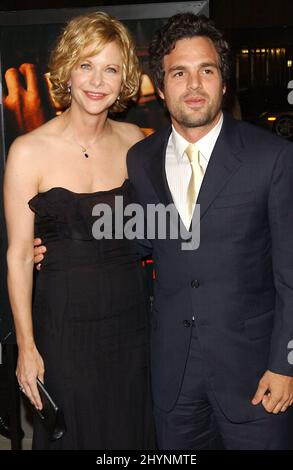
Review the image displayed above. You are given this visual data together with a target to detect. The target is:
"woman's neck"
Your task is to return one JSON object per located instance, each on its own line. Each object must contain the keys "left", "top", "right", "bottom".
{"left": 62, "top": 105, "right": 111, "bottom": 145}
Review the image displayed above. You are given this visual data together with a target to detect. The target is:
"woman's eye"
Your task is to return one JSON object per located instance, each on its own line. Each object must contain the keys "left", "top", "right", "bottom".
{"left": 106, "top": 67, "right": 117, "bottom": 73}
{"left": 80, "top": 63, "right": 91, "bottom": 70}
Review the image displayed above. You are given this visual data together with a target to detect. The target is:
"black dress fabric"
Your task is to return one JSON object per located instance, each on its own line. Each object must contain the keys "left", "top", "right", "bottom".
{"left": 28, "top": 180, "right": 155, "bottom": 450}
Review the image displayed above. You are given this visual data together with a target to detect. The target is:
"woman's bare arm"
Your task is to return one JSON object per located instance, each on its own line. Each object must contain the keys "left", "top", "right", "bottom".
{"left": 4, "top": 136, "right": 44, "bottom": 409}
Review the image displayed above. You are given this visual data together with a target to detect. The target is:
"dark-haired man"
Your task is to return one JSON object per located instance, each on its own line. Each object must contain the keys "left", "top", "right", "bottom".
{"left": 127, "top": 13, "right": 293, "bottom": 450}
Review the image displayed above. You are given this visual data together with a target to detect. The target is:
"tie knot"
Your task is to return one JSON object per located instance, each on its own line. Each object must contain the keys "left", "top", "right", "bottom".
{"left": 185, "top": 143, "right": 199, "bottom": 165}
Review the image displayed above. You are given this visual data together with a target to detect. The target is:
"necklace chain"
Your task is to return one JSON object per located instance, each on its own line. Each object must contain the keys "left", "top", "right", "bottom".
{"left": 80, "top": 145, "right": 90, "bottom": 158}
{"left": 73, "top": 137, "right": 96, "bottom": 159}
{"left": 68, "top": 120, "right": 109, "bottom": 159}
{"left": 64, "top": 110, "right": 108, "bottom": 159}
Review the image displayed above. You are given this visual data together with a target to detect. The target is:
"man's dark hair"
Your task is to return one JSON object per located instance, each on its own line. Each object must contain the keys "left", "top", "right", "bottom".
{"left": 149, "top": 13, "right": 231, "bottom": 90}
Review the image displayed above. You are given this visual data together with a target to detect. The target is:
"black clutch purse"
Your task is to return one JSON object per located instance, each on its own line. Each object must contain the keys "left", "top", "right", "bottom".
{"left": 22, "top": 379, "right": 66, "bottom": 441}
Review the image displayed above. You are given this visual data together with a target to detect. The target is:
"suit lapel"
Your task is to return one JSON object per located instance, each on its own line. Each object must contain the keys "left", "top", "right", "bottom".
{"left": 197, "top": 113, "right": 244, "bottom": 220}
{"left": 143, "top": 114, "right": 244, "bottom": 222}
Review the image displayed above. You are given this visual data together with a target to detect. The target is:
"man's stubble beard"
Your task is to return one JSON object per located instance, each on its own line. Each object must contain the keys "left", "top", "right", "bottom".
{"left": 169, "top": 94, "right": 223, "bottom": 129}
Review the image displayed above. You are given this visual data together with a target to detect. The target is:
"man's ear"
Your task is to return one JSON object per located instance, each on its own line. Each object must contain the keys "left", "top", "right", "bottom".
{"left": 157, "top": 88, "right": 165, "bottom": 100}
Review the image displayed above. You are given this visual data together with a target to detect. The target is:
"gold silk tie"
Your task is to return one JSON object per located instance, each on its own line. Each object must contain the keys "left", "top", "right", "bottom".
{"left": 185, "top": 143, "right": 204, "bottom": 226}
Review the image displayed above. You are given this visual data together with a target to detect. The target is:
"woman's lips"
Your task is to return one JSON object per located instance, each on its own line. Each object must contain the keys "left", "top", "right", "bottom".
{"left": 84, "top": 91, "right": 107, "bottom": 100}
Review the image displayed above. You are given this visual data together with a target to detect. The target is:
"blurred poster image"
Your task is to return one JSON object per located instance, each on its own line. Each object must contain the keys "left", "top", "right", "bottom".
{"left": 1, "top": 24, "right": 61, "bottom": 151}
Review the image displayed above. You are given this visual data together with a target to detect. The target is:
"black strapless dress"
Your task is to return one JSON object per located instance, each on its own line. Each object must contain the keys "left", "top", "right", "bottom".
{"left": 28, "top": 180, "right": 155, "bottom": 450}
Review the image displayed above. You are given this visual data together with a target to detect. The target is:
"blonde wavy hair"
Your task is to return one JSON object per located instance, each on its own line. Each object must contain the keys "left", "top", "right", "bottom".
{"left": 49, "top": 11, "right": 141, "bottom": 112}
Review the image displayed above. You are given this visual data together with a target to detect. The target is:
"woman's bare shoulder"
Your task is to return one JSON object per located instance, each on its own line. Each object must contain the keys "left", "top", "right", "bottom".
{"left": 109, "top": 119, "right": 145, "bottom": 147}
{"left": 8, "top": 117, "right": 60, "bottom": 160}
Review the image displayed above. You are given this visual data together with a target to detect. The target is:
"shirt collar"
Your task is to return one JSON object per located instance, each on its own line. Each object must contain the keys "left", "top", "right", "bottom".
{"left": 172, "top": 112, "right": 224, "bottom": 164}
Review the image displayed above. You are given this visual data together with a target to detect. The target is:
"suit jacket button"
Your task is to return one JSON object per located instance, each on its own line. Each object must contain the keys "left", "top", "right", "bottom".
{"left": 191, "top": 279, "right": 200, "bottom": 288}
{"left": 183, "top": 320, "right": 191, "bottom": 328}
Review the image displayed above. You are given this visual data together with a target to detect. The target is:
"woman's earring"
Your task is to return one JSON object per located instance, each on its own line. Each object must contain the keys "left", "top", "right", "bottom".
{"left": 67, "top": 85, "right": 72, "bottom": 102}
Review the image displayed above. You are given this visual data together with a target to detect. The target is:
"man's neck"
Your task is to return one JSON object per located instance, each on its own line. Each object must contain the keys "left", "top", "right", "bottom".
{"left": 171, "top": 111, "right": 223, "bottom": 143}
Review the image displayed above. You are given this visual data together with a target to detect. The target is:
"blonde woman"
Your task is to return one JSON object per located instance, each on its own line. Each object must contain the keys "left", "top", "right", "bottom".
{"left": 4, "top": 12, "right": 155, "bottom": 449}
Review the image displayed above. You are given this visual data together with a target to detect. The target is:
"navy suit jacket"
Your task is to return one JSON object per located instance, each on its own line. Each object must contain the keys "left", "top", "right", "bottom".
{"left": 127, "top": 112, "right": 293, "bottom": 422}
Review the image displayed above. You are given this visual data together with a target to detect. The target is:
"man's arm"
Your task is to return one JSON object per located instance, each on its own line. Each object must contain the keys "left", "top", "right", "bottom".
{"left": 126, "top": 147, "right": 153, "bottom": 259}
{"left": 252, "top": 142, "right": 293, "bottom": 413}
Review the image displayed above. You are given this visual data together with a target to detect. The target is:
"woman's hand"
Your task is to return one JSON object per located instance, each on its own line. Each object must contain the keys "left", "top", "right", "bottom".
{"left": 17, "top": 344, "right": 45, "bottom": 410}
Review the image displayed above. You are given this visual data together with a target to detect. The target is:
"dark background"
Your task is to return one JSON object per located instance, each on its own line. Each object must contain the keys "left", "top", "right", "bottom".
{"left": 1, "top": 0, "right": 293, "bottom": 123}
{"left": 1, "top": 0, "right": 293, "bottom": 25}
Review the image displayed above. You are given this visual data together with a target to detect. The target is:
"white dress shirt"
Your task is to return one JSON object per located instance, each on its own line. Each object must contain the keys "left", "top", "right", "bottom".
{"left": 165, "top": 113, "right": 223, "bottom": 228}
